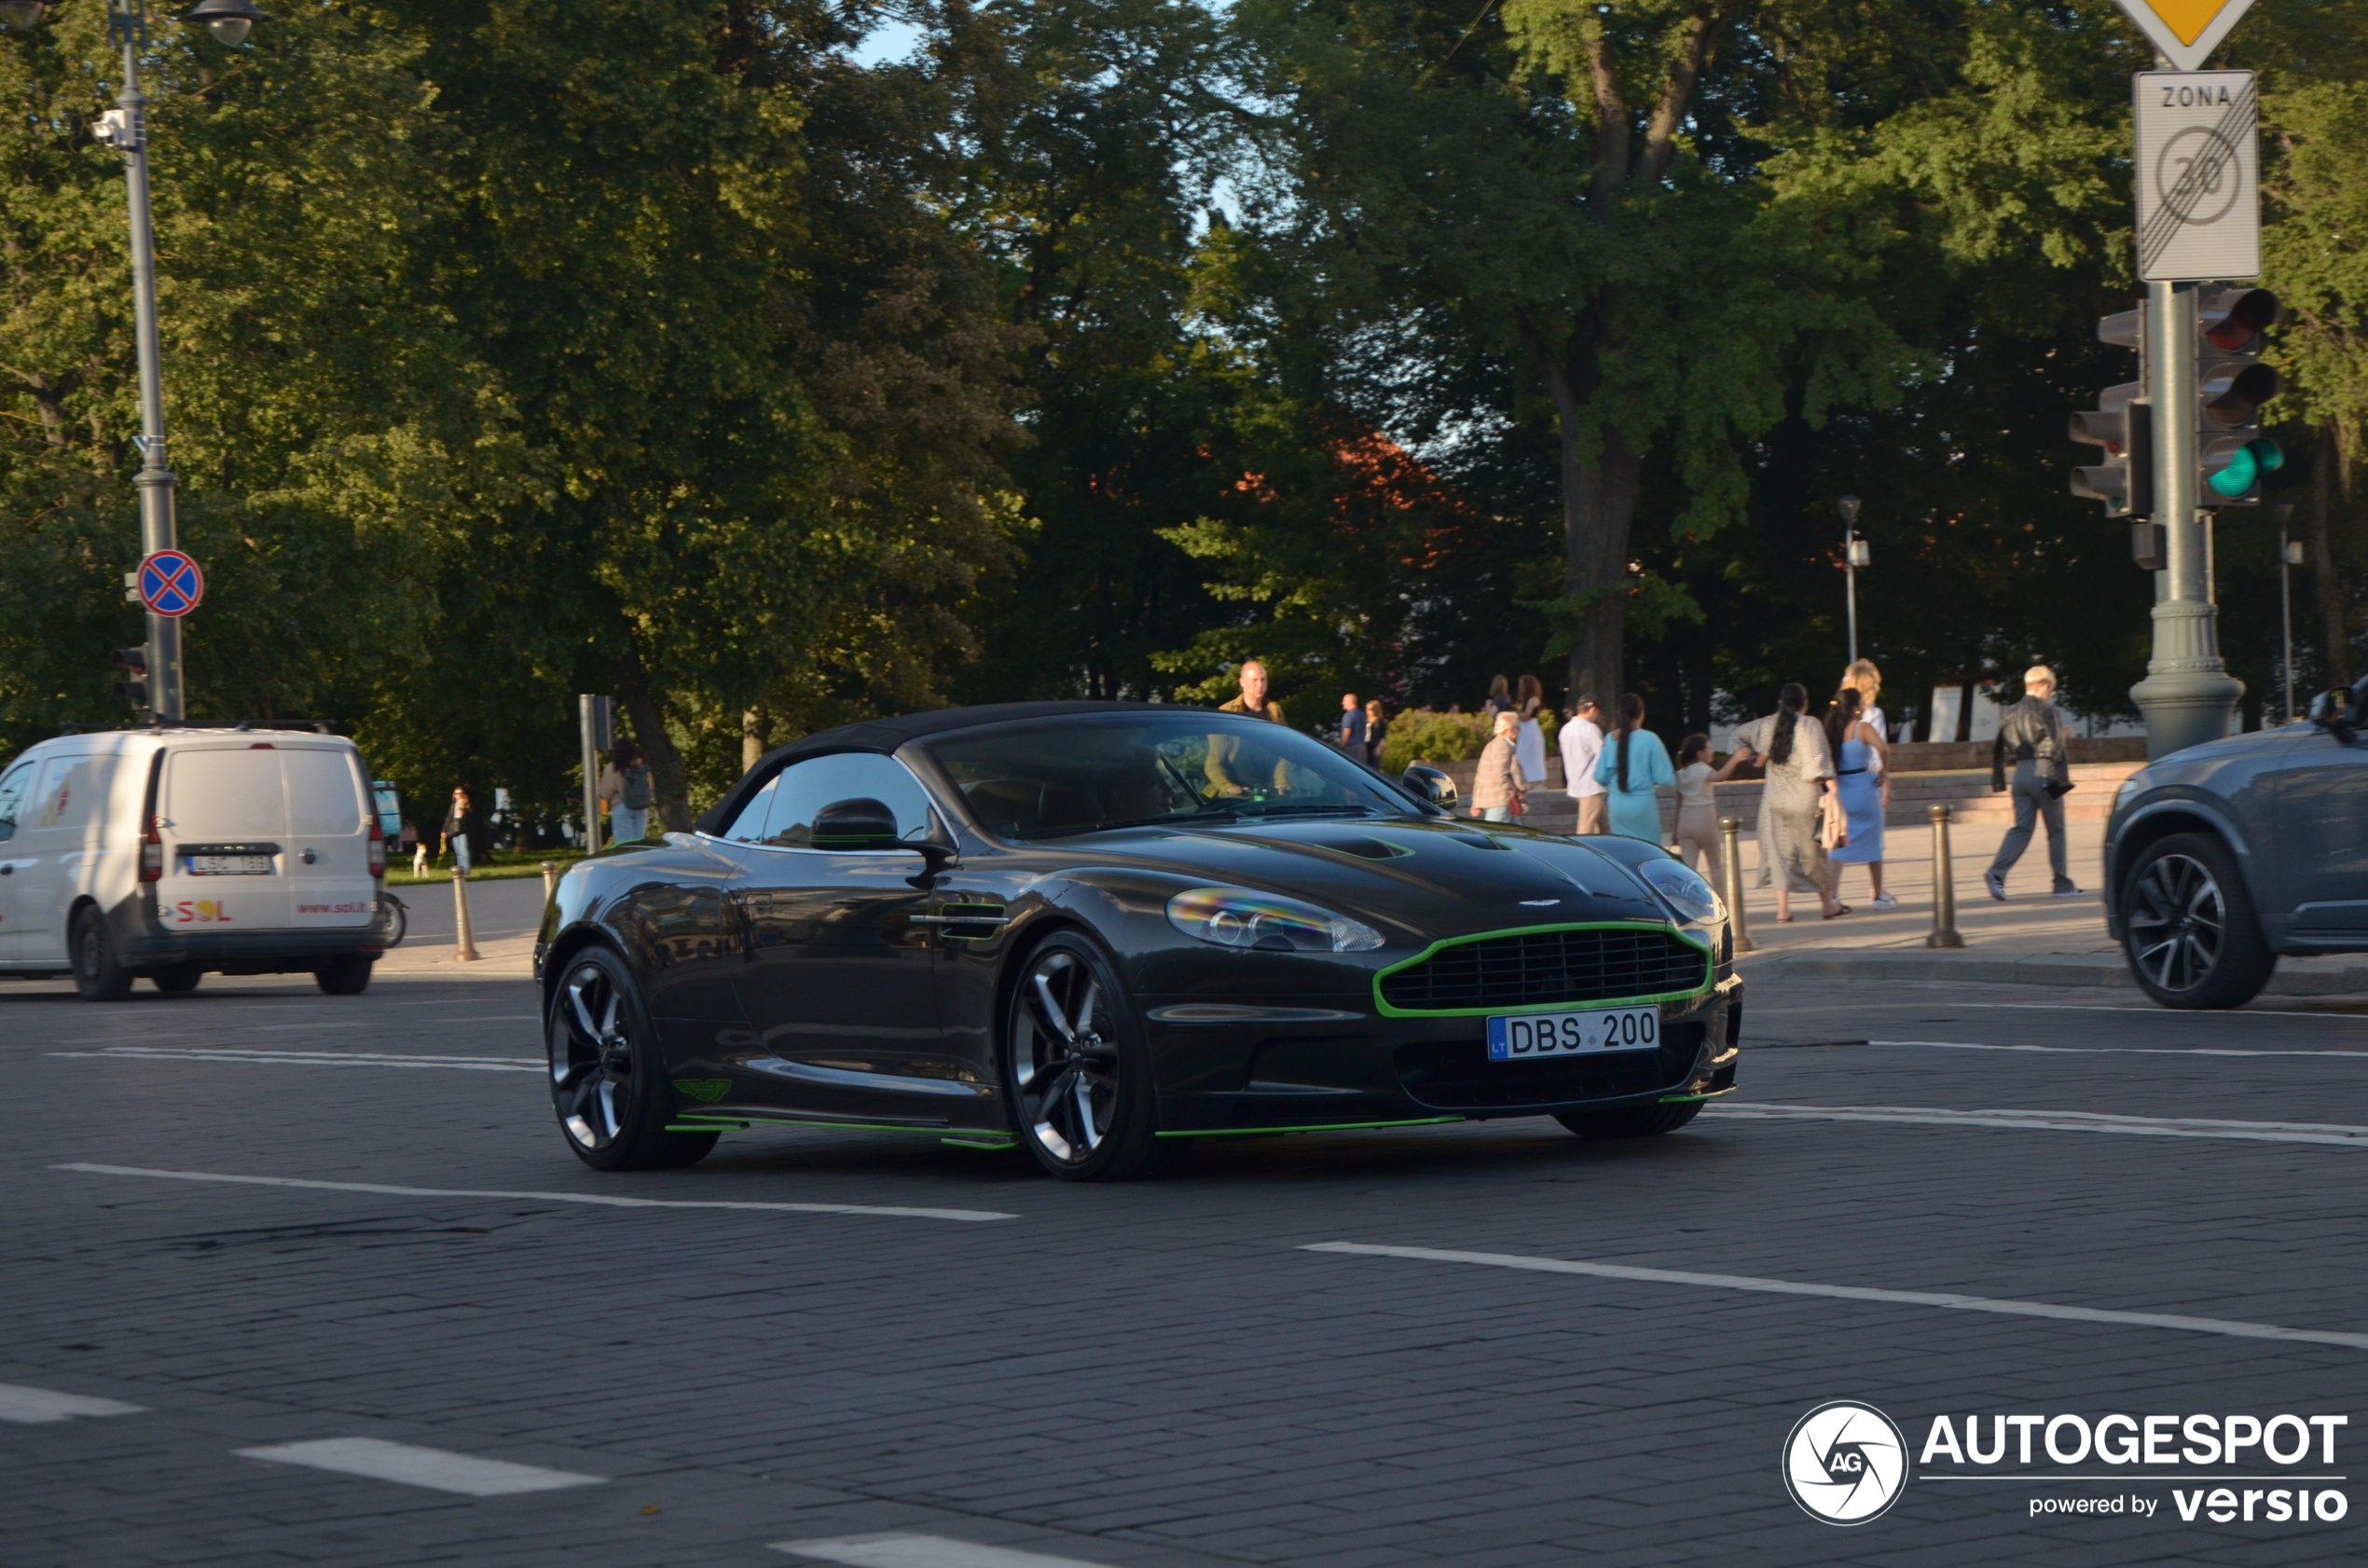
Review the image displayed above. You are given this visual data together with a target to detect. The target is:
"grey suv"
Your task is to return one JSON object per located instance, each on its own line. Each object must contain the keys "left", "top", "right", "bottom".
{"left": 2103, "top": 676, "right": 2368, "bottom": 1008}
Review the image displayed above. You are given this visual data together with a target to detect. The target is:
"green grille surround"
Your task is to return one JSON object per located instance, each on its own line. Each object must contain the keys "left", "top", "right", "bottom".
{"left": 1372, "top": 921, "right": 1714, "bottom": 1018}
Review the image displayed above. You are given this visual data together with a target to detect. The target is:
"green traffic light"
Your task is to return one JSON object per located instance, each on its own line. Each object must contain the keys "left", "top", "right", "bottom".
{"left": 2206, "top": 438, "right": 2285, "bottom": 498}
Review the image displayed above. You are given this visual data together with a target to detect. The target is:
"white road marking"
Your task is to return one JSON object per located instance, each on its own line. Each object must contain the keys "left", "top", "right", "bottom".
{"left": 236, "top": 1437, "right": 600, "bottom": 1495}
{"left": 55, "top": 1162, "right": 1017, "bottom": 1223}
{"left": 1938, "top": 1001, "right": 2368, "bottom": 1022}
{"left": 0, "top": 1383, "right": 145, "bottom": 1424}
{"left": 1303, "top": 1243, "right": 2368, "bottom": 1352}
{"left": 1865, "top": 1038, "right": 2368, "bottom": 1060}
{"left": 48, "top": 1048, "right": 541, "bottom": 1072}
{"left": 777, "top": 1534, "right": 1110, "bottom": 1568}
{"left": 1708, "top": 1101, "right": 2368, "bottom": 1148}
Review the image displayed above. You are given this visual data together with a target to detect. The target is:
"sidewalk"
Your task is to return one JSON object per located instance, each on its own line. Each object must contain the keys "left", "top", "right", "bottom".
{"left": 1722, "top": 812, "right": 2368, "bottom": 997}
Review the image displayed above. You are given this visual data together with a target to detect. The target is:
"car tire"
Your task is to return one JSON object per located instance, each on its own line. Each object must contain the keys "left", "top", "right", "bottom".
{"left": 314, "top": 956, "right": 375, "bottom": 996}
{"left": 546, "top": 944, "right": 718, "bottom": 1173}
{"left": 71, "top": 908, "right": 134, "bottom": 1002}
{"left": 150, "top": 964, "right": 204, "bottom": 994}
{"left": 1554, "top": 1101, "right": 1703, "bottom": 1139}
{"left": 1003, "top": 930, "right": 1176, "bottom": 1181}
{"left": 2119, "top": 832, "right": 2276, "bottom": 1010}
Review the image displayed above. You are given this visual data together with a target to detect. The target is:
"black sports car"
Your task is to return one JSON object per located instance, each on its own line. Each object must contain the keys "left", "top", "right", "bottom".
{"left": 534, "top": 702, "right": 1743, "bottom": 1180}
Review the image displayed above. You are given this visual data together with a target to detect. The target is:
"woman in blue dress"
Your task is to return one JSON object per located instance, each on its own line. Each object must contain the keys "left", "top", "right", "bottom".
{"left": 1593, "top": 693, "right": 1674, "bottom": 843}
{"left": 1826, "top": 686, "right": 1888, "bottom": 884}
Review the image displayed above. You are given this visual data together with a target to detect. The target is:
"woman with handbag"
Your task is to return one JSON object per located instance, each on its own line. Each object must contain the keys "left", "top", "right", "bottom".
{"left": 1825, "top": 686, "right": 1893, "bottom": 907}
{"left": 1592, "top": 693, "right": 1674, "bottom": 843}
{"left": 1732, "top": 683, "right": 1847, "bottom": 921}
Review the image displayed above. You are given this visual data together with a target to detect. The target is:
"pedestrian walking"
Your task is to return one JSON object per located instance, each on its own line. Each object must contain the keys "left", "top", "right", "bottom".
{"left": 440, "top": 786, "right": 476, "bottom": 875}
{"left": 1559, "top": 696, "right": 1609, "bottom": 835}
{"left": 1835, "top": 659, "right": 1893, "bottom": 906}
{"left": 1671, "top": 734, "right": 1749, "bottom": 884}
{"left": 1472, "top": 709, "right": 1529, "bottom": 823}
{"left": 1985, "top": 664, "right": 2081, "bottom": 900}
{"left": 1513, "top": 674, "right": 1548, "bottom": 787}
{"left": 1826, "top": 686, "right": 1894, "bottom": 907}
{"left": 403, "top": 819, "right": 428, "bottom": 876}
{"left": 599, "top": 739, "right": 654, "bottom": 845}
{"left": 1592, "top": 694, "right": 1673, "bottom": 842}
{"left": 1363, "top": 698, "right": 1387, "bottom": 768}
{"left": 1339, "top": 691, "right": 1367, "bottom": 754}
{"left": 1733, "top": 683, "right": 1846, "bottom": 922}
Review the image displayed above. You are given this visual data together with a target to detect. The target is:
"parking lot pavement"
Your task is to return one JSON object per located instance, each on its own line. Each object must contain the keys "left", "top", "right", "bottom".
{"left": 3, "top": 969, "right": 2363, "bottom": 1566}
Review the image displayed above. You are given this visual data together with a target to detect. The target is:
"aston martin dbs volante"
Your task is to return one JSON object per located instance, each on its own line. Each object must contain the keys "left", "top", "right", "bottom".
{"left": 534, "top": 702, "right": 1743, "bottom": 1180}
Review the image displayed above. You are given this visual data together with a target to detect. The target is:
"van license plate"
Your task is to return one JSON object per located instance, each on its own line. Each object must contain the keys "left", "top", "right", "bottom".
{"left": 1486, "top": 1004, "right": 1659, "bottom": 1061}
{"left": 189, "top": 855, "right": 272, "bottom": 875}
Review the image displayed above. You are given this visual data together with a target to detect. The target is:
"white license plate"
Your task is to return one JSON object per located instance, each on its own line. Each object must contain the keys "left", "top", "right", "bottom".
{"left": 1487, "top": 1004, "right": 1659, "bottom": 1061}
{"left": 189, "top": 854, "right": 273, "bottom": 875}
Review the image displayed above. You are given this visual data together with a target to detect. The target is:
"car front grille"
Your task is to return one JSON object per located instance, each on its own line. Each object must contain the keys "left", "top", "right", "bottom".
{"left": 1393, "top": 1022, "right": 1707, "bottom": 1110}
{"left": 1377, "top": 925, "right": 1710, "bottom": 1013}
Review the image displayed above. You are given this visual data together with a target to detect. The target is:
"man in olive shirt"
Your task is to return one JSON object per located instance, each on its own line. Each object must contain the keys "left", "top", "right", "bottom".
{"left": 1210, "top": 659, "right": 1287, "bottom": 793}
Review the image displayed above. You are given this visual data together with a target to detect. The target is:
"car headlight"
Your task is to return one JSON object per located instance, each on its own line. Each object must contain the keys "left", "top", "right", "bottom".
{"left": 1166, "top": 887, "right": 1385, "bottom": 954}
{"left": 1635, "top": 858, "right": 1719, "bottom": 924}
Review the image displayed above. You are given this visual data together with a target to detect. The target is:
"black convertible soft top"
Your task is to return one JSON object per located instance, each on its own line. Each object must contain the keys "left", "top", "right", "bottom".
{"left": 695, "top": 700, "right": 1207, "bottom": 836}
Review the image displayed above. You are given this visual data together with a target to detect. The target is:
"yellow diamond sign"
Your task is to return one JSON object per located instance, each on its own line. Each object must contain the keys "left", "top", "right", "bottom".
{"left": 2115, "top": 0, "right": 2258, "bottom": 70}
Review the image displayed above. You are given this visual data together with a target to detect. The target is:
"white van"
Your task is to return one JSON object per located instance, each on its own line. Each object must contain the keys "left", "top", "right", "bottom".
{"left": 0, "top": 727, "right": 388, "bottom": 999}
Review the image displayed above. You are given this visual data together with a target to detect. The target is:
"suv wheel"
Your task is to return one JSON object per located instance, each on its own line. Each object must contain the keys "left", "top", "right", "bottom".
{"left": 314, "top": 956, "right": 374, "bottom": 996}
{"left": 2120, "top": 832, "right": 2276, "bottom": 1010}
{"left": 71, "top": 908, "right": 135, "bottom": 1001}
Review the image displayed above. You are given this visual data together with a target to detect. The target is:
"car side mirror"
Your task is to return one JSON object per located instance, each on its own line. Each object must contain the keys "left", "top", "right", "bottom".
{"left": 811, "top": 797, "right": 902, "bottom": 849}
{"left": 1401, "top": 764, "right": 1458, "bottom": 810}
{"left": 2308, "top": 690, "right": 2359, "bottom": 744}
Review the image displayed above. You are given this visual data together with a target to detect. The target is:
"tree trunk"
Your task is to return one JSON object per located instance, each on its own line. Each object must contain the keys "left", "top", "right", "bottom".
{"left": 741, "top": 707, "right": 771, "bottom": 773}
{"left": 1530, "top": 323, "right": 1641, "bottom": 710}
{"left": 2307, "top": 423, "right": 2353, "bottom": 687}
{"left": 614, "top": 639, "right": 693, "bottom": 833}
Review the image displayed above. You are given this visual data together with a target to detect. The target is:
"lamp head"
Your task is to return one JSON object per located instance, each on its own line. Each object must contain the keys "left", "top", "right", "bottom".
{"left": 182, "top": 0, "right": 268, "bottom": 45}
{"left": 1838, "top": 494, "right": 1863, "bottom": 527}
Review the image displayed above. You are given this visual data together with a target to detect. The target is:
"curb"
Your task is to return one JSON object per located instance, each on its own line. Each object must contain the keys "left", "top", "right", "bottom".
{"left": 1740, "top": 949, "right": 2368, "bottom": 997}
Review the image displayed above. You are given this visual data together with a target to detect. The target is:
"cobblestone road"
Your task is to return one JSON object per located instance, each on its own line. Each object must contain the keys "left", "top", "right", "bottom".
{"left": 3, "top": 969, "right": 2362, "bottom": 1566}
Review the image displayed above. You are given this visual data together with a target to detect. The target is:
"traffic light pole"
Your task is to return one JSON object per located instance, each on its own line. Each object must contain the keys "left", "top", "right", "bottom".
{"left": 117, "top": 18, "right": 183, "bottom": 722}
{"left": 2129, "top": 280, "right": 2242, "bottom": 758}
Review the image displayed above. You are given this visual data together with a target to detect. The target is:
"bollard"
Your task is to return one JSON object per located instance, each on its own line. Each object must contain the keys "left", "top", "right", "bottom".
{"left": 541, "top": 859, "right": 558, "bottom": 905}
{"left": 1926, "top": 802, "right": 1965, "bottom": 949}
{"left": 452, "top": 865, "right": 482, "bottom": 962}
{"left": 1718, "top": 817, "right": 1755, "bottom": 954}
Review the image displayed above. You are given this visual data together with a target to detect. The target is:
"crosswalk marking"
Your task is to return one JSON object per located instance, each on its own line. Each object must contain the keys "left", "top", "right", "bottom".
{"left": 0, "top": 1383, "right": 145, "bottom": 1424}
{"left": 236, "top": 1437, "right": 602, "bottom": 1496}
{"left": 778, "top": 1534, "right": 1111, "bottom": 1568}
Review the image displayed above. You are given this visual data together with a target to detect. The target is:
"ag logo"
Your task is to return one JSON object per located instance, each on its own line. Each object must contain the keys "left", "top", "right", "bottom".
{"left": 1783, "top": 1400, "right": 1908, "bottom": 1525}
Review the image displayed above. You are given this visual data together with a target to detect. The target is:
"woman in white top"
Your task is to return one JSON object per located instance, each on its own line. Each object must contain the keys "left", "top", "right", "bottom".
{"left": 1670, "top": 733, "right": 1750, "bottom": 886}
{"left": 1732, "top": 683, "right": 1847, "bottom": 921}
{"left": 1838, "top": 658, "right": 1894, "bottom": 908}
{"left": 1513, "top": 674, "right": 1548, "bottom": 786}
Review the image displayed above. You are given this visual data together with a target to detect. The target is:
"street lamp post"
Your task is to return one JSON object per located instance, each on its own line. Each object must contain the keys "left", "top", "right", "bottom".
{"left": 2275, "top": 502, "right": 2301, "bottom": 724}
{"left": 8, "top": 0, "right": 270, "bottom": 722}
{"left": 1838, "top": 495, "right": 1868, "bottom": 666}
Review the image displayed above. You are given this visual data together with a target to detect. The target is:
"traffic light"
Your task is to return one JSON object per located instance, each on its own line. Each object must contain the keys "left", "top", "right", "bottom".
{"left": 2071, "top": 305, "right": 2153, "bottom": 517}
{"left": 110, "top": 645, "right": 147, "bottom": 708}
{"left": 2196, "top": 285, "right": 2282, "bottom": 506}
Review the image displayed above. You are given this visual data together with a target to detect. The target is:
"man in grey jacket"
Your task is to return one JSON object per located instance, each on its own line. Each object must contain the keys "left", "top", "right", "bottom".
{"left": 1985, "top": 665, "right": 2081, "bottom": 900}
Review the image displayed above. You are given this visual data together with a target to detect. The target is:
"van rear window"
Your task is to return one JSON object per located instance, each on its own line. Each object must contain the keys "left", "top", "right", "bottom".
{"left": 166, "top": 749, "right": 284, "bottom": 838}
{"left": 284, "top": 749, "right": 365, "bottom": 835}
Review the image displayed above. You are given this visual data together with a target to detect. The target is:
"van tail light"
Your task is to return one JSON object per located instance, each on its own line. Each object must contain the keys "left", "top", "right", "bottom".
{"left": 366, "top": 819, "right": 386, "bottom": 878}
{"left": 140, "top": 816, "right": 164, "bottom": 882}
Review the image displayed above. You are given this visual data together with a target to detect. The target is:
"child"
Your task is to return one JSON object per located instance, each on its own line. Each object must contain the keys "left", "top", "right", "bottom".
{"left": 1672, "top": 734, "right": 1749, "bottom": 885}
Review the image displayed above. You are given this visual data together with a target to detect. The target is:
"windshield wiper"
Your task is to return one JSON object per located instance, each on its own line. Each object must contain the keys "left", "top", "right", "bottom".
{"left": 1234, "top": 803, "right": 1381, "bottom": 818}
{"left": 1017, "top": 805, "right": 1240, "bottom": 839}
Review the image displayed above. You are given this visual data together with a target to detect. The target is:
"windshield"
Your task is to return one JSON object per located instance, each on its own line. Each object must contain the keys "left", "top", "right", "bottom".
{"left": 927, "top": 714, "right": 1425, "bottom": 839}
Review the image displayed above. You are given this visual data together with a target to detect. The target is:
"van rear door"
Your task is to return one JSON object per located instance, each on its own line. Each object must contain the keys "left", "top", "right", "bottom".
{"left": 159, "top": 743, "right": 296, "bottom": 932}
{"left": 281, "top": 746, "right": 374, "bottom": 928}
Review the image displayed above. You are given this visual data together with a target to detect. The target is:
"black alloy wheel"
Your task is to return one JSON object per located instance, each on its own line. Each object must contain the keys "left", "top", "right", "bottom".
{"left": 2120, "top": 832, "right": 2275, "bottom": 1010}
{"left": 71, "top": 908, "right": 133, "bottom": 1001}
{"left": 1555, "top": 1102, "right": 1702, "bottom": 1139}
{"left": 546, "top": 945, "right": 716, "bottom": 1171}
{"left": 149, "top": 964, "right": 203, "bottom": 994}
{"left": 1003, "top": 932, "right": 1173, "bottom": 1180}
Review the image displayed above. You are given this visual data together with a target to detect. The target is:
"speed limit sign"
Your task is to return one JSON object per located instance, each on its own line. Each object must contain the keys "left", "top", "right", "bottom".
{"left": 2134, "top": 71, "right": 2259, "bottom": 282}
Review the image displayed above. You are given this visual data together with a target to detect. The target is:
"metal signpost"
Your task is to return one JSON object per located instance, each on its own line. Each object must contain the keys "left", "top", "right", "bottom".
{"left": 2111, "top": 0, "right": 2262, "bottom": 759}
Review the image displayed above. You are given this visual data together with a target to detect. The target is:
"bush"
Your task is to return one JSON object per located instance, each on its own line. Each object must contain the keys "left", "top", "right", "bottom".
{"left": 1375, "top": 707, "right": 1562, "bottom": 777}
